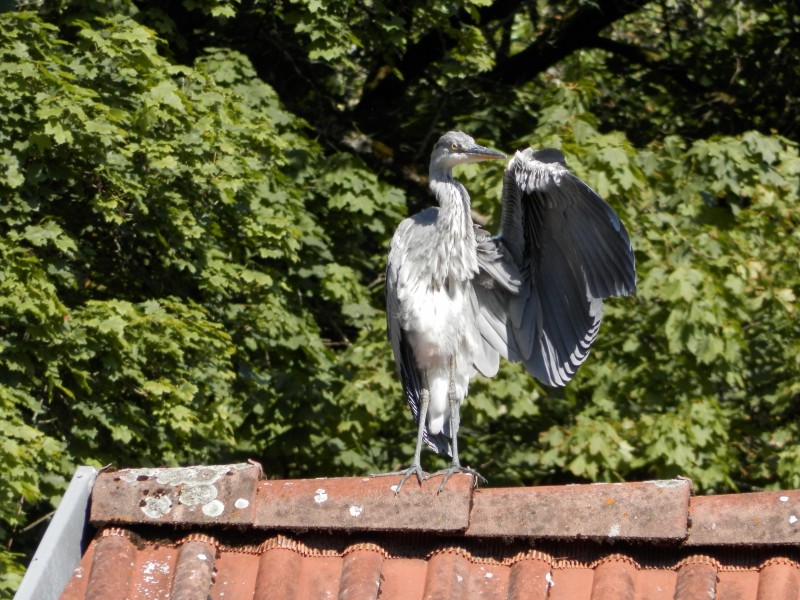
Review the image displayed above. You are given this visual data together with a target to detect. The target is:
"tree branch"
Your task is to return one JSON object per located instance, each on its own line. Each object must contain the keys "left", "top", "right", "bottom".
{"left": 591, "top": 36, "right": 707, "bottom": 95}
{"left": 486, "top": 0, "right": 653, "bottom": 87}
{"left": 353, "top": 0, "right": 523, "bottom": 130}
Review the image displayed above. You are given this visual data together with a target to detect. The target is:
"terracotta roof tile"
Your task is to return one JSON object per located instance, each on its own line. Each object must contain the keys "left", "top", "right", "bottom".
{"left": 254, "top": 473, "right": 474, "bottom": 532}
{"left": 467, "top": 480, "right": 690, "bottom": 540}
{"left": 674, "top": 559, "right": 718, "bottom": 600}
{"left": 83, "top": 530, "right": 137, "bottom": 600}
{"left": 757, "top": 559, "right": 800, "bottom": 599}
{"left": 170, "top": 536, "right": 217, "bottom": 599}
{"left": 90, "top": 465, "right": 475, "bottom": 533}
{"left": 504, "top": 554, "right": 551, "bottom": 600}
{"left": 633, "top": 569, "right": 676, "bottom": 600}
{"left": 717, "top": 571, "right": 760, "bottom": 600}
{"left": 90, "top": 464, "right": 260, "bottom": 526}
{"left": 213, "top": 550, "right": 258, "bottom": 598}
{"left": 50, "top": 464, "right": 800, "bottom": 599}
{"left": 688, "top": 490, "right": 800, "bottom": 546}
{"left": 61, "top": 528, "right": 800, "bottom": 600}
{"left": 589, "top": 556, "right": 636, "bottom": 599}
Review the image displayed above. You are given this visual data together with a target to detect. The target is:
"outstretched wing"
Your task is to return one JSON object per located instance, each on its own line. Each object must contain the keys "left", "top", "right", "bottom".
{"left": 386, "top": 212, "right": 452, "bottom": 456}
{"left": 475, "top": 148, "right": 636, "bottom": 387}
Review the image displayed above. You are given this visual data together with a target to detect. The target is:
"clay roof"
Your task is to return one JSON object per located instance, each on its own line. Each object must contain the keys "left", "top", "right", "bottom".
{"left": 44, "top": 463, "right": 800, "bottom": 599}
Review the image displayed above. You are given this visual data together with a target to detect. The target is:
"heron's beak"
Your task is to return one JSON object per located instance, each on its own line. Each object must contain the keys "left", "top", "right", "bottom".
{"left": 465, "top": 144, "right": 506, "bottom": 162}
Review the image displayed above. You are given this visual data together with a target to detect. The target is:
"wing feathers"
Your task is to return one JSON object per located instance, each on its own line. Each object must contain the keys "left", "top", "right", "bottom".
{"left": 474, "top": 148, "right": 636, "bottom": 388}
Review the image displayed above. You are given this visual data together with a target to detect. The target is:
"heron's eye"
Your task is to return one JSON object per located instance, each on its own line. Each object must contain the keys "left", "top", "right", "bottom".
{"left": 450, "top": 142, "right": 458, "bottom": 150}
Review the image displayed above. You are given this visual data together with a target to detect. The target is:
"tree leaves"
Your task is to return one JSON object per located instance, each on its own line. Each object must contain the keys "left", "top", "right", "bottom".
{"left": 2, "top": 2, "right": 800, "bottom": 592}
{"left": 0, "top": 11, "right": 401, "bottom": 583}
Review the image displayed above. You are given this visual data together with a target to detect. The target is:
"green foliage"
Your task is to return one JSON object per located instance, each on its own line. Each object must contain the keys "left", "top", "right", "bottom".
{"left": 512, "top": 81, "right": 800, "bottom": 492}
{"left": 0, "top": 9, "right": 405, "bottom": 586}
{"left": 1, "top": 1, "right": 799, "bottom": 593}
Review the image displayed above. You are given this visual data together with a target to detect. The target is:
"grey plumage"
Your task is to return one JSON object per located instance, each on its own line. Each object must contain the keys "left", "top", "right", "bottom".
{"left": 384, "top": 131, "right": 635, "bottom": 491}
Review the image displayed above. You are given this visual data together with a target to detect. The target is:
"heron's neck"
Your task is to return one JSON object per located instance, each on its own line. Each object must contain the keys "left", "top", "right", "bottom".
{"left": 428, "top": 171, "right": 478, "bottom": 284}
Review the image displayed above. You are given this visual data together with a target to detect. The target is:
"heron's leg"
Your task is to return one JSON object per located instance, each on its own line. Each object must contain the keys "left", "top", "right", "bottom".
{"left": 396, "top": 387, "right": 430, "bottom": 491}
{"left": 372, "top": 387, "right": 430, "bottom": 494}
{"left": 447, "top": 368, "right": 461, "bottom": 469}
{"left": 428, "top": 358, "right": 487, "bottom": 493}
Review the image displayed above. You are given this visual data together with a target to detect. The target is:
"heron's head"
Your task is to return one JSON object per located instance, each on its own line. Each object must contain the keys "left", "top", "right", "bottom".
{"left": 430, "top": 131, "right": 505, "bottom": 177}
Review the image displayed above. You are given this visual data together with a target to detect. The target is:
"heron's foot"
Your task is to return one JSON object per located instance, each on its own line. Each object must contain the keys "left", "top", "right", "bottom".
{"left": 427, "top": 465, "right": 487, "bottom": 493}
{"left": 371, "top": 464, "right": 428, "bottom": 494}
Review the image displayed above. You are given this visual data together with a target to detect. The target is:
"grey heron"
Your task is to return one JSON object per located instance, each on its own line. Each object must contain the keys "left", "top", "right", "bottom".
{"left": 384, "top": 131, "right": 636, "bottom": 492}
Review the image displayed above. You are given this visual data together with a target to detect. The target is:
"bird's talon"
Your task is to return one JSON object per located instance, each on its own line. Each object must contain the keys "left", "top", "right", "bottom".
{"left": 428, "top": 465, "right": 487, "bottom": 493}
{"left": 378, "top": 464, "right": 427, "bottom": 495}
